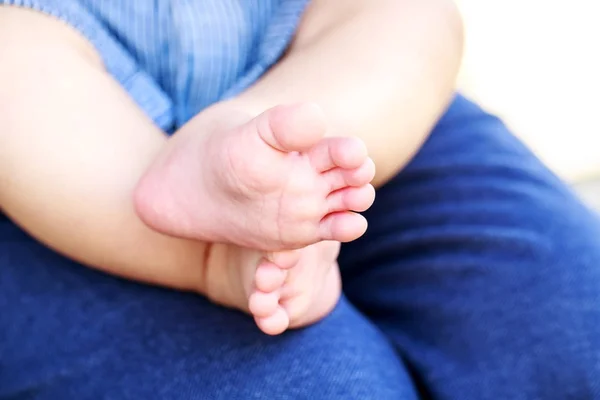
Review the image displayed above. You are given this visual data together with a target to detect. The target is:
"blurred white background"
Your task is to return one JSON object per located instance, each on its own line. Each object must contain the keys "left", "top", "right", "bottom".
{"left": 455, "top": 0, "right": 600, "bottom": 182}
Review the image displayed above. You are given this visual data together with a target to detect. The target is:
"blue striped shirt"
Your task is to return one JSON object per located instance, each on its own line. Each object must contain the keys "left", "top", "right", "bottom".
{"left": 1, "top": 0, "right": 310, "bottom": 132}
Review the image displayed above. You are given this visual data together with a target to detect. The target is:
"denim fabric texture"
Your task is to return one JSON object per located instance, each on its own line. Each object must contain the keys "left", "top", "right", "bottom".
{"left": 1, "top": 1, "right": 599, "bottom": 399}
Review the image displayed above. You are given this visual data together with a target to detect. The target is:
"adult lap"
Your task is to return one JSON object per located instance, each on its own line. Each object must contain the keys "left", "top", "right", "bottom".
{"left": 0, "top": 216, "right": 417, "bottom": 399}
{"left": 339, "top": 94, "right": 600, "bottom": 399}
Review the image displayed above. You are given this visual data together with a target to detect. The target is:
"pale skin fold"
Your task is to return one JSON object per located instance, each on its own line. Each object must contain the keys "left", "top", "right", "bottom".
{"left": 0, "top": 0, "right": 463, "bottom": 334}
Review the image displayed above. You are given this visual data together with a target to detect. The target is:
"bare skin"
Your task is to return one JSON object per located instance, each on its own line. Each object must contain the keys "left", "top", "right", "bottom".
{"left": 132, "top": 0, "right": 463, "bottom": 329}
{"left": 0, "top": 7, "right": 346, "bottom": 334}
{"left": 134, "top": 103, "right": 376, "bottom": 251}
{"left": 207, "top": 241, "right": 342, "bottom": 335}
{"left": 134, "top": 101, "right": 370, "bottom": 333}
{"left": 0, "top": 0, "right": 463, "bottom": 335}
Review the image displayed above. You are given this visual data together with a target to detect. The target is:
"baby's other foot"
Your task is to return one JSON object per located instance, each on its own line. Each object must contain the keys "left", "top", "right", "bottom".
{"left": 248, "top": 241, "right": 342, "bottom": 335}
{"left": 134, "top": 103, "right": 376, "bottom": 250}
{"left": 206, "top": 241, "right": 342, "bottom": 336}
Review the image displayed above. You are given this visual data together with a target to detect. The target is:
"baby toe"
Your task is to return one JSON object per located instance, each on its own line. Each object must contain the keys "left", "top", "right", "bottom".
{"left": 255, "top": 307, "right": 290, "bottom": 336}
{"left": 319, "top": 212, "right": 368, "bottom": 243}
{"left": 322, "top": 158, "right": 376, "bottom": 192}
{"left": 255, "top": 261, "right": 287, "bottom": 292}
{"left": 309, "top": 137, "right": 368, "bottom": 172}
{"left": 248, "top": 290, "right": 280, "bottom": 319}
{"left": 327, "top": 185, "right": 376, "bottom": 213}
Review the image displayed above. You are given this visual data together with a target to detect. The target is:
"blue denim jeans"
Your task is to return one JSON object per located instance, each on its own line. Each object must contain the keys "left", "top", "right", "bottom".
{"left": 2, "top": 94, "right": 599, "bottom": 399}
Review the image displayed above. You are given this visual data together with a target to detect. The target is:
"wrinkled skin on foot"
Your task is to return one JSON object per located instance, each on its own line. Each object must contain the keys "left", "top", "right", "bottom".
{"left": 134, "top": 103, "right": 376, "bottom": 251}
{"left": 205, "top": 240, "right": 342, "bottom": 335}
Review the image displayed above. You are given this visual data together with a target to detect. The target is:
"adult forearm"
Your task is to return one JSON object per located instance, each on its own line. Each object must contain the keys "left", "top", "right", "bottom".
{"left": 223, "top": 0, "right": 464, "bottom": 186}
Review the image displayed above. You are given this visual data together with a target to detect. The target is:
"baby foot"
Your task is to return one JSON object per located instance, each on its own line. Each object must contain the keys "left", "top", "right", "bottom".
{"left": 205, "top": 241, "right": 342, "bottom": 335}
{"left": 134, "top": 103, "right": 376, "bottom": 250}
{"left": 248, "top": 241, "right": 342, "bottom": 335}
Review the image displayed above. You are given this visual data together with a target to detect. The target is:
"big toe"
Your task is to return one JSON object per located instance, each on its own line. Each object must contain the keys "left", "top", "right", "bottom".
{"left": 256, "top": 103, "right": 327, "bottom": 153}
